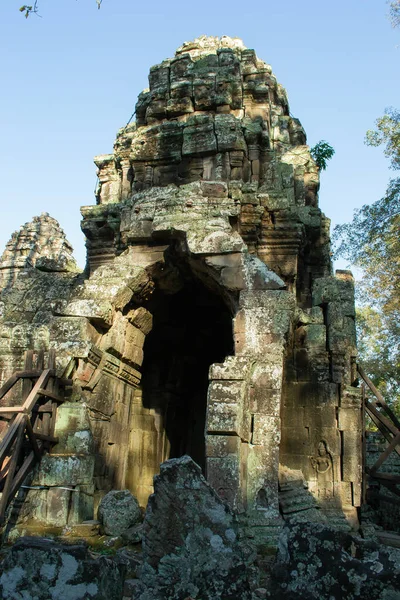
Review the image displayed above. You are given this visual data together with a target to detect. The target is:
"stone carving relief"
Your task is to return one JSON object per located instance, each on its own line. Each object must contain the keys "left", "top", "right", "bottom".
{"left": 310, "top": 440, "right": 334, "bottom": 501}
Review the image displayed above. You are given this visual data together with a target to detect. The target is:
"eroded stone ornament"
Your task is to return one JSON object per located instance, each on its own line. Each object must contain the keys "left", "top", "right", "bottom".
{"left": 310, "top": 440, "right": 334, "bottom": 501}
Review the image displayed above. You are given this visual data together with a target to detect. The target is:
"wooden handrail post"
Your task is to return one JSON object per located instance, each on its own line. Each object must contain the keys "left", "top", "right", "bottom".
{"left": 361, "top": 383, "right": 367, "bottom": 505}
{"left": 359, "top": 362, "right": 400, "bottom": 505}
{"left": 0, "top": 350, "right": 68, "bottom": 523}
{"left": 369, "top": 432, "right": 400, "bottom": 475}
{"left": 357, "top": 364, "right": 400, "bottom": 430}
{"left": 21, "top": 351, "right": 34, "bottom": 403}
{"left": 0, "top": 416, "right": 27, "bottom": 524}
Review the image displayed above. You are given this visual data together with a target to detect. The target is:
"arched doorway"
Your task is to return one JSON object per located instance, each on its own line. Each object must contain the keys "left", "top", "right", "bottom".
{"left": 141, "top": 268, "right": 234, "bottom": 472}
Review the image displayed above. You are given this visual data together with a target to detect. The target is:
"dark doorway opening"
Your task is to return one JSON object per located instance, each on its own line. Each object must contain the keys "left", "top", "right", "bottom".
{"left": 141, "top": 276, "right": 234, "bottom": 471}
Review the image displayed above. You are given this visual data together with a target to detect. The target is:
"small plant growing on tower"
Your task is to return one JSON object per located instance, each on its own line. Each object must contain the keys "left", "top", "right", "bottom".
{"left": 311, "top": 141, "right": 335, "bottom": 170}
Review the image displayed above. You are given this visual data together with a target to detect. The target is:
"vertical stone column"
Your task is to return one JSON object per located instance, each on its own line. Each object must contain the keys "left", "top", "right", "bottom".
{"left": 235, "top": 290, "right": 294, "bottom": 511}
{"left": 25, "top": 403, "right": 95, "bottom": 530}
{"left": 312, "top": 270, "right": 357, "bottom": 387}
{"left": 247, "top": 357, "right": 283, "bottom": 513}
{"left": 205, "top": 289, "right": 294, "bottom": 547}
{"left": 338, "top": 385, "right": 363, "bottom": 513}
{"left": 234, "top": 289, "right": 294, "bottom": 547}
{"left": 94, "top": 155, "right": 121, "bottom": 205}
{"left": 120, "top": 158, "right": 133, "bottom": 201}
{"left": 127, "top": 387, "right": 169, "bottom": 508}
{"left": 310, "top": 270, "right": 362, "bottom": 521}
{"left": 206, "top": 357, "right": 252, "bottom": 512}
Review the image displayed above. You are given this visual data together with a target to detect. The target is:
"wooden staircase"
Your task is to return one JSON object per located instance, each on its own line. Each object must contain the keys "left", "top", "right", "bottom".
{"left": 0, "top": 350, "right": 71, "bottom": 525}
{"left": 359, "top": 364, "right": 400, "bottom": 507}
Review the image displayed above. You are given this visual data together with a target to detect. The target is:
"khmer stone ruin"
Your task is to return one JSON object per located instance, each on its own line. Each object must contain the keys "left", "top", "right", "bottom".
{"left": 0, "top": 36, "right": 398, "bottom": 600}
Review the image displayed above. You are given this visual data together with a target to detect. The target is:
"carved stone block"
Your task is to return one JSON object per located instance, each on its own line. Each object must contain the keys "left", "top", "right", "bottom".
{"left": 207, "top": 455, "right": 242, "bottom": 509}
{"left": 252, "top": 415, "right": 280, "bottom": 446}
{"left": 214, "top": 114, "right": 246, "bottom": 152}
{"left": 338, "top": 407, "right": 362, "bottom": 432}
{"left": 193, "top": 76, "right": 216, "bottom": 110}
{"left": 182, "top": 115, "right": 217, "bottom": 156}
{"left": 342, "top": 430, "right": 363, "bottom": 483}
{"left": 206, "top": 434, "right": 241, "bottom": 458}
{"left": 35, "top": 455, "right": 95, "bottom": 487}
{"left": 207, "top": 380, "right": 246, "bottom": 436}
{"left": 49, "top": 317, "right": 100, "bottom": 359}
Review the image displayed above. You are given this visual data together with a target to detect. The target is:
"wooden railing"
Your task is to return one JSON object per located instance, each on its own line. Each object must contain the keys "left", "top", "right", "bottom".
{"left": 358, "top": 364, "right": 400, "bottom": 506}
{"left": 0, "top": 349, "right": 70, "bottom": 524}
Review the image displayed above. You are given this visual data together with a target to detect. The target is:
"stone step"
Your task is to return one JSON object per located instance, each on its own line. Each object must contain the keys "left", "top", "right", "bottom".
{"left": 376, "top": 531, "right": 400, "bottom": 549}
{"left": 279, "top": 482, "right": 318, "bottom": 515}
{"left": 279, "top": 479, "right": 307, "bottom": 491}
{"left": 285, "top": 507, "right": 328, "bottom": 525}
{"left": 322, "top": 509, "right": 353, "bottom": 532}
{"left": 68, "top": 520, "right": 100, "bottom": 538}
{"left": 280, "top": 498, "right": 317, "bottom": 514}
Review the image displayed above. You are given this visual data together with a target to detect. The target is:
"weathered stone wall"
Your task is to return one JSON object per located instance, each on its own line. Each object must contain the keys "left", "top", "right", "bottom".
{"left": 0, "top": 36, "right": 361, "bottom": 538}
{"left": 281, "top": 270, "right": 361, "bottom": 524}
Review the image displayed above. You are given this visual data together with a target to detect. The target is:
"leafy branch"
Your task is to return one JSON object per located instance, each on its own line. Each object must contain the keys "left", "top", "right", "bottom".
{"left": 19, "top": 0, "right": 103, "bottom": 17}
{"left": 310, "top": 140, "right": 335, "bottom": 171}
{"left": 333, "top": 98, "right": 400, "bottom": 412}
{"left": 389, "top": 0, "right": 400, "bottom": 28}
{"left": 19, "top": 1, "right": 39, "bottom": 18}
{"left": 365, "top": 107, "right": 400, "bottom": 170}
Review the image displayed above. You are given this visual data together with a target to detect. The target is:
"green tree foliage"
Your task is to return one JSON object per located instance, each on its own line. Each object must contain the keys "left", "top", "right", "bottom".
{"left": 310, "top": 140, "right": 335, "bottom": 171}
{"left": 336, "top": 0, "right": 400, "bottom": 405}
{"left": 356, "top": 306, "right": 400, "bottom": 414}
{"left": 365, "top": 107, "right": 400, "bottom": 169}
{"left": 389, "top": 0, "right": 400, "bottom": 28}
{"left": 334, "top": 108, "right": 400, "bottom": 411}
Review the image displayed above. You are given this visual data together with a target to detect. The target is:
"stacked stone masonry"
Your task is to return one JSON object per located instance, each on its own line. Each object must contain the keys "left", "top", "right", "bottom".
{"left": 0, "top": 36, "right": 361, "bottom": 539}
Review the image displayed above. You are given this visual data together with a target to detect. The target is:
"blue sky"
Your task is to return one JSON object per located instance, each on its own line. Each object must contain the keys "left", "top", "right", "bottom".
{"left": 0, "top": 0, "right": 399, "bottom": 269}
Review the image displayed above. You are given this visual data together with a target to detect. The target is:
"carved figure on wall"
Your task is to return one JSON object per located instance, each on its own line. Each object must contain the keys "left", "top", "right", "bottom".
{"left": 310, "top": 440, "right": 334, "bottom": 501}
{"left": 11, "top": 325, "right": 29, "bottom": 350}
{"left": 34, "top": 325, "right": 50, "bottom": 351}
{"left": 0, "top": 325, "right": 11, "bottom": 353}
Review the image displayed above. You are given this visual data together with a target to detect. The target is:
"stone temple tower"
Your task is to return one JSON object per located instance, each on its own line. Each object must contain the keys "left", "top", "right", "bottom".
{"left": 0, "top": 36, "right": 361, "bottom": 541}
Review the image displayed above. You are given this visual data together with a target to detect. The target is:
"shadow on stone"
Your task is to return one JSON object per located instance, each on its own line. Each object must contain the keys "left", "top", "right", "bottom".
{"left": 136, "top": 455, "right": 255, "bottom": 600}
{"left": 270, "top": 521, "right": 400, "bottom": 600}
{"left": 0, "top": 536, "right": 124, "bottom": 600}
